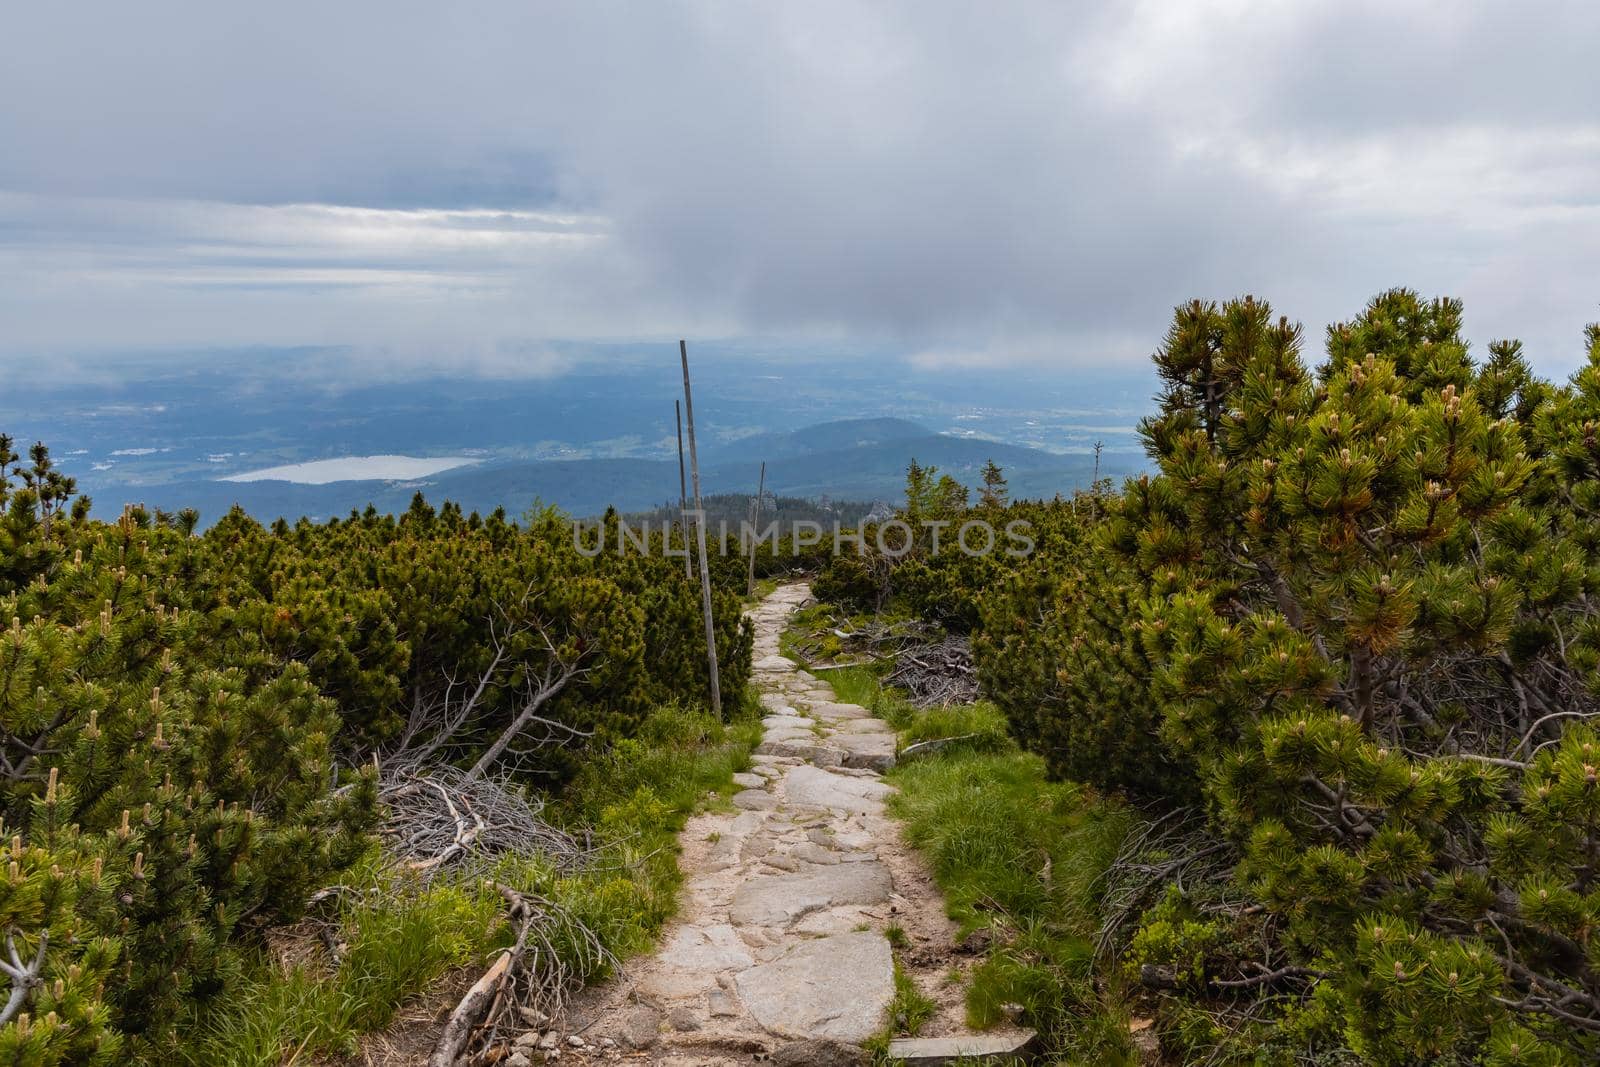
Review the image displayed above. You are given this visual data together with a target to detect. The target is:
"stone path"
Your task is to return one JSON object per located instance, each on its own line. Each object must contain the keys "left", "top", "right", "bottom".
{"left": 559, "top": 582, "right": 1032, "bottom": 1065}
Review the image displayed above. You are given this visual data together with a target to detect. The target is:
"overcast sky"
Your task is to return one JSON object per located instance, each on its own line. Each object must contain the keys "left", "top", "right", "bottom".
{"left": 3, "top": 1, "right": 1597, "bottom": 380}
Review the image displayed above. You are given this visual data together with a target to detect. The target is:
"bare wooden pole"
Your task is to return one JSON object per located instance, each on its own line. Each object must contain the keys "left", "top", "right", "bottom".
{"left": 679, "top": 340, "right": 722, "bottom": 718}
{"left": 746, "top": 460, "right": 765, "bottom": 597}
{"left": 675, "top": 400, "right": 692, "bottom": 579}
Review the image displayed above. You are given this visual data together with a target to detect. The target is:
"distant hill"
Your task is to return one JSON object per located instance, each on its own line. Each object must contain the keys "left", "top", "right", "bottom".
{"left": 616, "top": 493, "right": 880, "bottom": 529}
{"left": 702, "top": 417, "right": 930, "bottom": 462}
{"left": 112, "top": 418, "right": 1144, "bottom": 524}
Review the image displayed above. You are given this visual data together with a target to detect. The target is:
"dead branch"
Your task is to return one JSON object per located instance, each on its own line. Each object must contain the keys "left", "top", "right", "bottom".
{"left": 0, "top": 928, "right": 46, "bottom": 1026}
{"left": 428, "top": 883, "right": 618, "bottom": 1066}
{"left": 385, "top": 591, "right": 596, "bottom": 781}
{"left": 1097, "top": 808, "right": 1235, "bottom": 957}
{"left": 379, "top": 763, "right": 591, "bottom": 879}
{"left": 898, "top": 733, "right": 984, "bottom": 761}
{"left": 886, "top": 635, "right": 979, "bottom": 708}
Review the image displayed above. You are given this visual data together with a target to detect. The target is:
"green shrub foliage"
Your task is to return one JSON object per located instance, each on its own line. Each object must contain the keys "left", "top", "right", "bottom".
{"left": 0, "top": 448, "right": 751, "bottom": 1062}
{"left": 973, "top": 294, "right": 1600, "bottom": 1061}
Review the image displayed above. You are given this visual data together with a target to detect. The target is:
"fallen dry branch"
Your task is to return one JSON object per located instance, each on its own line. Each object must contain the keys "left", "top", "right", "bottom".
{"left": 897, "top": 733, "right": 984, "bottom": 761}
{"left": 886, "top": 635, "right": 978, "bottom": 708}
{"left": 380, "top": 764, "right": 591, "bottom": 879}
{"left": 785, "top": 612, "right": 942, "bottom": 667}
{"left": 1096, "top": 806, "right": 1236, "bottom": 957}
{"left": 428, "top": 883, "right": 618, "bottom": 1067}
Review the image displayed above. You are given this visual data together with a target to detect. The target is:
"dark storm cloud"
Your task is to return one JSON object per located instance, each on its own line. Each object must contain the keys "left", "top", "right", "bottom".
{"left": 1, "top": 1, "right": 1596, "bottom": 373}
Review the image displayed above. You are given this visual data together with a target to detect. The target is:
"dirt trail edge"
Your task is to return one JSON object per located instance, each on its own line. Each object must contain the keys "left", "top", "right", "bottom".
{"left": 557, "top": 581, "right": 1033, "bottom": 1066}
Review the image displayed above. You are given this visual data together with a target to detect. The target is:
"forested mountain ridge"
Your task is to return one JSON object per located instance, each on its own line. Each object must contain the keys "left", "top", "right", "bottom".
{"left": 105, "top": 417, "right": 1135, "bottom": 526}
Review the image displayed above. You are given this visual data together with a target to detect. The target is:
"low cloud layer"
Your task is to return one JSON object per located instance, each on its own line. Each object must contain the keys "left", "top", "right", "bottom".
{"left": 3, "top": 1, "right": 1596, "bottom": 377}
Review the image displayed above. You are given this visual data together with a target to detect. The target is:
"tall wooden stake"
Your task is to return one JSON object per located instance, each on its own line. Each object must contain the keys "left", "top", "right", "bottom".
{"left": 675, "top": 400, "right": 692, "bottom": 579}
{"left": 746, "top": 460, "right": 765, "bottom": 597}
{"left": 680, "top": 340, "right": 721, "bottom": 718}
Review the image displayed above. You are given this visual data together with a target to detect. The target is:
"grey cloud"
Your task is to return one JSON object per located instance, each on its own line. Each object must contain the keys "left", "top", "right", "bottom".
{"left": 1, "top": 1, "right": 1596, "bottom": 375}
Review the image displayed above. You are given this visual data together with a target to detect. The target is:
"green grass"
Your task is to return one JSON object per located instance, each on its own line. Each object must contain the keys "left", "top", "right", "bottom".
{"left": 891, "top": 959, "right": 938, "bottom": 1033}
{"left": 865, "top": 956, "right": 940, "bottom": 1063}
{"left": 173, "top": 699, "right": 762, "bottom": 1067}
{"left": 897, "top": 700, "right": 1010, "bottom": 751}
{"left": 178, "top": 864, "right": 503, "bottom": 1065}
{"left": 814, "top": 662, "right": 1011, "bottom": 761}
{"left": 746, "top": 576, "right": 780, "bottom": 604}
{"left": 886, "top": 717, "right": 1139, "bottom": 1063}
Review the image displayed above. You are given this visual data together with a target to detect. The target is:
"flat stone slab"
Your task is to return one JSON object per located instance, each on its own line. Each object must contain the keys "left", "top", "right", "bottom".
{"left": 789, "top": 841, "right": 841, "bottom": 865}
{"left": 835, "top": 732, "right": 896, "bottom": 772}
{"left": 784, "top": 765, "right": 893, "bottom": 813}
{"left": 735, "top": 931, "right": 893, "bottom": 1044}
{"left": 763, "top": 725, "right": 817, "bottom": 744}
{"left": 732, "top": 789, "right": 780, "bottom": 810}
{"left": 835, "top": 718, "right": 894, "bottom": 734}
{"left": 887, "top": 1030, "right": 1039, "bottom": 1065}
{"left": 656, "top": 923, "right": 755, "bottom": 975}
{"left": 732, "top": 772, "right": 767, "bottom": 789}
{"left": 754, "top": 655, "right": 797, "bottom": 672}
{"left": 762, "top": 714, "right": 813, "bottom": 730}
{"left": 756, "top": 740, "right": 843, "bottom": 765}
{"left": 729, "top": 861, "right": 892, "bottom": 927}
{"left": 807, "top": 701, "right": 874, "bottom": 720}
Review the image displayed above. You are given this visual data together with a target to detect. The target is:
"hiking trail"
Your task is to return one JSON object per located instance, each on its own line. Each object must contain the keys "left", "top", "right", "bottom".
{"left": 548, "top": 581, "right": 1034, "bottom": 1065}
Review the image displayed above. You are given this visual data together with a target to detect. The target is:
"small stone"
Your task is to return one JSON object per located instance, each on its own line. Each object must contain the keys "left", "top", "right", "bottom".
{"left": 566, "top": 1034, "right": 585, "bottom": 1047}
{"left": 610, "top": 1003, "right": 661, "bottom": 1049}
{"left": 668, "top": 1005, "right": 702, "bottom": 1031}
{"left": 733, "top": 772, "right": 766, "bottom": 789}
{"left": 536, "top": 1030, "right": 560, "bottom": 1050}
{"left": 518, "top": 1007, "right": 550, "bottom": 1027}
{"left": 542, "top": 1051, "right": 561, "bottom": 1063}
{"left": 506, "top": 1053, "right": 532, "bottom": 1067}
{"left": 515, "top": 1030, "right": 542, "bottom": 1049}
{"left": 708, "top": 988, "right": 740, "bottom": 1017}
